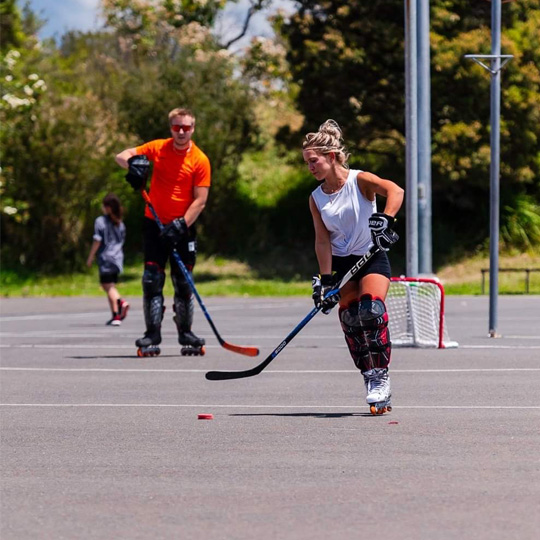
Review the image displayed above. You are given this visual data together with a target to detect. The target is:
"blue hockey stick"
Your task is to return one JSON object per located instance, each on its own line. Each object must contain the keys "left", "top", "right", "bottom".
{"left": 205, "top": 245, "right": 381, "bottom": 380}
{"left": 141, "top": 190, "right": 259, "bottom": 357}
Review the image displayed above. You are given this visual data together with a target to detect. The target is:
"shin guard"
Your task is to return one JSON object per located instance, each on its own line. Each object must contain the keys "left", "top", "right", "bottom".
{"left": 142, "top": 262, "right": 165, "bottom": 330}
{"left": 171, "top": 269, "right": 194, "bottom": 333}
{"left": 358, "top": 294, "right": 391, "bottom": 370}
{"left": 339, "top": 301, "right": 370, "bottom": 371}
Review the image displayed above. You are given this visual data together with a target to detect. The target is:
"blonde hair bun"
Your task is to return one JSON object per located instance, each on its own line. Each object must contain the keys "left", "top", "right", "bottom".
{"left": 302, "top": 119, "right": 350, "bottom": 167}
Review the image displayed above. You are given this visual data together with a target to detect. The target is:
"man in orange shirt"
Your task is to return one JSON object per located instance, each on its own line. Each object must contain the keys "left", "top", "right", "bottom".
{"left": 115, "top": 108, "right": 211, "bottom": 356}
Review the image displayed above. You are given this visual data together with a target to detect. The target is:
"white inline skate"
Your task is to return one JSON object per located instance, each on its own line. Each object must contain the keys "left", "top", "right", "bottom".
{"left": 363, "top": 368, "right": 392, "bottom": 415}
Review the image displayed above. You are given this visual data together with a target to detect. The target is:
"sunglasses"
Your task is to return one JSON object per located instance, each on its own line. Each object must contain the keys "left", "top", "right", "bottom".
{"left": 171, "top": 124, "right": 193, "bottom": 133}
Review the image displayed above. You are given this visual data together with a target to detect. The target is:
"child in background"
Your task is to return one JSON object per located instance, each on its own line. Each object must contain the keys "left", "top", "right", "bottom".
{"left": 87, "top": 193, "right": 130, "bottom": 326}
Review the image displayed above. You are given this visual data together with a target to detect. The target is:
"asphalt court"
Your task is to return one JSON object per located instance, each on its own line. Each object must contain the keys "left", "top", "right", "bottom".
{"left": 1, "top": 295, "right": 539, "bottom": 539}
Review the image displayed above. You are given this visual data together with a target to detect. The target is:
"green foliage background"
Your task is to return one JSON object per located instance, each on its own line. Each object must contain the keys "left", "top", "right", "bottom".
{"left": 1, "top": 0, "right": 539, "bottom": 281}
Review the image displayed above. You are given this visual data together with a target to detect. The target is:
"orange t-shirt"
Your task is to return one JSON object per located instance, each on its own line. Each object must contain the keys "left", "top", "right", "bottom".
{"left": 136, "top": 139, "right": 211, "bottom": 224}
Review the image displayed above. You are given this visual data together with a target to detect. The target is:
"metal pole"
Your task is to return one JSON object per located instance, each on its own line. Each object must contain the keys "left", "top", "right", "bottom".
{"left": 488, "top": 0, "right": 502, "bottom": 338}
{"left": 464, "top": 0, "right": 512, "bottom": 338}
{"left": 417, "top": 0, "right": 432, "bottom": 275}
{"left": 405, "top": 0, "right": 418, "bottom": 277}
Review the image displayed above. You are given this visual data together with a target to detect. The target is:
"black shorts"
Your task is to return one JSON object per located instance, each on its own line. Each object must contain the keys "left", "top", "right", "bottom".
{"left": 332, "top": 250, "right": 391, "bottom": 282}
{"left": 143, "top": 217, "right": 197, "bottom": 271}
{"left": 99, "top": 271, "right": 119, "bottom": 284}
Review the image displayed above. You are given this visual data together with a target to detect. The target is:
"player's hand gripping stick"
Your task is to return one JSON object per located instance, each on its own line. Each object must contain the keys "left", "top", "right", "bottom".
{"left": 205, "top": 246, "right": 382, "bottom": 380}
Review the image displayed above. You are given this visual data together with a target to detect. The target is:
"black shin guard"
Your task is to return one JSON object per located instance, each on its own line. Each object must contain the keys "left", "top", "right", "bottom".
{"left": 142, "top": 262, "right": 165, "bottom": 331}
{"left": 358, "top": 294, "right": 391, "bottom": 370}
{"left": 339, "top": 301, "right": 371, "bottom": 371}
{"left": 171, "top": 270, "right": 194, "bottom": 333}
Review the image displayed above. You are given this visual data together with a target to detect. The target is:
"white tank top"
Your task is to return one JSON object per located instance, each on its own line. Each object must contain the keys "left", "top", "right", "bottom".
{"left": 311, "top": 169, "right": 376, "bottom": 256}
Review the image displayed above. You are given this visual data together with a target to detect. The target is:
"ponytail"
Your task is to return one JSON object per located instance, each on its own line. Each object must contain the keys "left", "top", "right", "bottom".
{"left": 102, "top": 193, "right": 123, "bottom": 225}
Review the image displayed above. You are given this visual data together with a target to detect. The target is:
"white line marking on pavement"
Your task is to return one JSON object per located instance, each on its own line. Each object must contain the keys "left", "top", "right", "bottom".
{"left": 460, "top": 345, "right": 540, "bottom": 349}
{"left": 1, "top": 403, "right": 539, "bottom": 409}
{"left": 0, "top": 313, "right": 101, "bottom": 322}
{"left": 2, "top": 343, "right": 540, "bottom": 350}
{"left": 1, "top": 367, "right": 540, "bottom": 373}
{"left": 0, "top": 302, "right": 308, "bottom": 322}
{"left": 494, "top": 335, "right": 540, "bottom": 340}
{"left": 0, "top": 333, "right": 339, "bottom": 339}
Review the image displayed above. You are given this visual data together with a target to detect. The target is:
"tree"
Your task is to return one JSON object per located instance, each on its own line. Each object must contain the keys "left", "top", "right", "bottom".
{"left": 278, "top": 0, "right": 540, "bottom": 260}
{"left": 1, "top": 0, "right": 265, "bottom": 270}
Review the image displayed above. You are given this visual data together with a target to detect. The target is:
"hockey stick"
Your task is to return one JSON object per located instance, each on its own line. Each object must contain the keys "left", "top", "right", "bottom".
{"left": 141, "top": 190, "right": 259, "bottom": 357}
{"left": 205, "top": 245, "right": 381, "bottom": 381}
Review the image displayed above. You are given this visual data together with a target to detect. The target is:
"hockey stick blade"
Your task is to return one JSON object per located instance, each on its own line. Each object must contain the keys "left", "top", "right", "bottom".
{"left": 141, "top": 190, "right": 260, "bottom": 358}
{"left": 221, "top": 341, "right": 259, "bottom": 358}
{"left": 205, "top": 356, "right": 272, "bottom": 380}
{"left": 206, "top": 307, "right": 319, "bottom": 381}
{"left": 205, "top": 246, "right": 381, "bottom": 381}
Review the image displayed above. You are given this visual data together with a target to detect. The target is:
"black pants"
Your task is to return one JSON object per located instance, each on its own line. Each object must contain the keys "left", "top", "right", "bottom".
{"left": 141, "top": 217, "right": 198, "bottom": 335}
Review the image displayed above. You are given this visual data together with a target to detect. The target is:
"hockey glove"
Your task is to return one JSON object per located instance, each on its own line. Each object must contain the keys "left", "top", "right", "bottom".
{"left": 368, "top": 212, "right": 399, "bottom": 251}
{"left": 160, "top": 217, "right": 188, "bottom": 247}
{"left": 125, "top": 154, "right": 150, "bottom": 191}
{"left": 312, "top": 274, "right": 340, "bottom": 314}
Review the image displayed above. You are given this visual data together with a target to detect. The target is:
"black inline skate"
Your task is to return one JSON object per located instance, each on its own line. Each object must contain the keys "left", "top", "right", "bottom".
{"left": 179, "top": 331, "right": 206, "bottom": 356}
{"left": 136, "top": 327, "right": 161, "bottom": 357}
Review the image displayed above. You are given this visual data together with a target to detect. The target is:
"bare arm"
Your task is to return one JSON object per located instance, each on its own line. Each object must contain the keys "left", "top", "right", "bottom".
{"left": 183, "top": 186, "right": 210, "bottom": 227}
{"left": 357, "top": 171, "right": 404, "bottom": 217}
{"left": 115, "top": 147, "right": 139, "bottom": 169}
{"left": 309, "top": 195, "right": 333, "bottom": 275}
{"left": 86, "top": 239, "right": 101, "bottom": 267}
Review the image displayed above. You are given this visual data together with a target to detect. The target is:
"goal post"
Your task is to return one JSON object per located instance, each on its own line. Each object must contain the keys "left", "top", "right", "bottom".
{"left": 386, "top": 277, "right": 458, "bottom": 349}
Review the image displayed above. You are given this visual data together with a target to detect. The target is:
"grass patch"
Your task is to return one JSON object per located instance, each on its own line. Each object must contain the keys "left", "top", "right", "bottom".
{"left": 0, "top": 255, "right": 311, "bottom": 298}
{"left": 1, "top": 251, "right": 538, "bottom": 297}
{"left": 438, "top": 250, "right": 540, "bottom": 295}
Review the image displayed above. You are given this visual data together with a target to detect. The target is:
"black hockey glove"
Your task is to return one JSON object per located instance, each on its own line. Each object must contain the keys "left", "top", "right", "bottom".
{"left": 368, "top": 212, "right": 399, "bottom": 251}
{"left": 125, "top": 154, "right": 150, "bottom": 191}
{"left": 160, "top": 217, "right": 188, "bottom": 247}
{"left": 312, "top": 273, "right": 340, "bottom": 314}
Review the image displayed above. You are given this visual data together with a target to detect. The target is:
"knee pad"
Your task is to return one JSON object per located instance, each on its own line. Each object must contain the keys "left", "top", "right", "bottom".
{"left": 358, "top": 294, "right": 391, "bottom": 370}
{"left": 171, "top": 268, "right": 191, "bottom": 300}
{"left": 339, "top": 301, "right": 370, "bottom": 371}
{"left": 142, "top": 262, "right": 165, "bottom": 297}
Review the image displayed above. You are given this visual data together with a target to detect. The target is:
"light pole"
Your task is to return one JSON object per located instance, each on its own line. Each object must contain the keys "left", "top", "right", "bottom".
{"left": 464, "top": 0, "right": 513, "bottom": 337}
{"left": 417, "top": 0, "right": 432, "bottom": 276}
{"left": 405, "top": 0, "right": 418, "bottom": 277}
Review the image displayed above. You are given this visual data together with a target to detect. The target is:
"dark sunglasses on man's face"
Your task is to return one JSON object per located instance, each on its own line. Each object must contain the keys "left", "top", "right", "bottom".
{"left": 171, "top": 124, "right": 193, "bottom": 133}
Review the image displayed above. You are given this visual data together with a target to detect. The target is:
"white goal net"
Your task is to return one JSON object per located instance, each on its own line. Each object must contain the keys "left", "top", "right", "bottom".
{"left": 386, "top": 277, "right": 458, "bottom": 349}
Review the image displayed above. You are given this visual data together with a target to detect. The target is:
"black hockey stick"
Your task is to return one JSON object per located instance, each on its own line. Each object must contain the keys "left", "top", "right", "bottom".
{"left": 205, "top": 245, "right": 381, "bottom": 380}
{"left": 141, "top": 190, "right": 259, "bottom": 357}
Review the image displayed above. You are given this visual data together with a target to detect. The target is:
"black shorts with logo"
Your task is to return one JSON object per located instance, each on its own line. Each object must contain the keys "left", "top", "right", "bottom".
{"left": 142, "top": 217, "right": 197, "bottom": 271}
{"left": 332, "top": 250, "right": 391, "bottom": 282}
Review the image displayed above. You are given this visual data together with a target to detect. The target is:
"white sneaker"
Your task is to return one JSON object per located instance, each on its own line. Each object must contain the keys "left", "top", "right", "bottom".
{"left": 106, "top": 315, "right": 122, "bottom": 327}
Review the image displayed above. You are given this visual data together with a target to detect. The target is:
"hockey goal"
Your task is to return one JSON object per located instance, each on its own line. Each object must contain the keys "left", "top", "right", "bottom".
{"left": 386, "top": 277, "right": 458, "bottom": 349}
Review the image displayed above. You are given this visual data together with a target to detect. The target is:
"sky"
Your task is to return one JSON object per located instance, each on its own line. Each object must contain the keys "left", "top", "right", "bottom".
{"left": 26, "top": 0, "right": 295, "bottom": 48}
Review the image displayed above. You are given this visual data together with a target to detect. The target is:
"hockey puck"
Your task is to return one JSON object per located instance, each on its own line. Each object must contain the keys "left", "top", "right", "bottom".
{"left": 198, "top": 413, "right": 213, "bottom": 420}
{"left": 388, "top": 421, "right": 399, "bottom": 425}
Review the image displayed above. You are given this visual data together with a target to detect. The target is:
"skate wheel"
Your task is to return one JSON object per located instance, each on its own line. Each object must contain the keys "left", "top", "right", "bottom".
{"left": 181, "top": 346, "right": 205, "bottom": 356}
{"left": 370, "top": 405, "right": 377, "bottom": 415}
{"left": 137, "top": 348, "right": 160, "bottom": 358}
